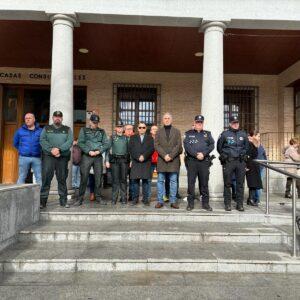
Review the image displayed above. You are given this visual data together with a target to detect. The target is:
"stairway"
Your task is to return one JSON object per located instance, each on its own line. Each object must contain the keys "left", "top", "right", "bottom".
{"left": 0, "top": 199, "right": 299, "bottom": 274}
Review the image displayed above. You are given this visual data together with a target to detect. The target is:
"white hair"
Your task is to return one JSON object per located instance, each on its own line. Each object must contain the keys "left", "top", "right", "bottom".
{"left": 163, "top": 112, "right": 173, "bottom": 120}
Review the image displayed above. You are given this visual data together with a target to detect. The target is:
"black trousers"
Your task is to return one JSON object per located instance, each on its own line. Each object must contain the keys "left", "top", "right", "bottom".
{"left": 111, "top": 157, "right": 128, "bottom": 202}
{"left": 187, "top": 159, "right": 210, "bottom": 207}
{"left": 286, "top": 177, "right": 300, "bottom": 195}
{"left": 40, "top": 154, "right": 69, "bottom": 206}
{"left": 79, "top": 154, "right": 103, "bottom": 201}
{"left": 223, "top": 159, "right": 246, "bottom": 206}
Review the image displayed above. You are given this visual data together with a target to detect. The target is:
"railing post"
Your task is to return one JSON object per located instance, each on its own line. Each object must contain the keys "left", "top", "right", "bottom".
{"left": 266, "top": 164, "right": 270, "bottom": 215}
{"left": 292, "top": 178, "right": 297, "bottom": 257}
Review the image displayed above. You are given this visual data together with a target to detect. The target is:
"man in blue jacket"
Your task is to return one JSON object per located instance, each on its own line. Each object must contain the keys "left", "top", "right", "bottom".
{"left": 13, "top": 113, "right": 43, "bottom": 184}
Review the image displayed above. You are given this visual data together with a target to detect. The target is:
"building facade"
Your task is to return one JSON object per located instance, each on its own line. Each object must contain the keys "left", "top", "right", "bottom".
{"left": 1, "top": 0, "right": 300, "bottom": 195}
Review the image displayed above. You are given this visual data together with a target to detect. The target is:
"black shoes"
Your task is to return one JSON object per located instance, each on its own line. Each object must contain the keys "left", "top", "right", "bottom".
{"left": 142, "top": 199, "right": 150, "bottom": 206}
{"left": 202, "top": 203, "right": 213, "bottom": 211}
{"left": 186, "top": 205, "right": 194, "bottom": 211}
{"left": 225, "top": 204, "right": 232, "bottom": 211}
{"left": 130, "top": 199, "right": 138, "bottom": 206}
{"left": 247, "top": 199, "right": 258, "bottom": 206}
{"left": 236, "top": 205, "right": 245, "bottom": 212}
{"left": 285, "top": 193, "right": 292, "bottom": 199}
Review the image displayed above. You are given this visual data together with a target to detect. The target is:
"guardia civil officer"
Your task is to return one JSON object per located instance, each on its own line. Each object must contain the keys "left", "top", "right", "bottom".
{"left": 183, "top": 115, "right": 215, "bottom": 211}
{"left": 40, "top": 111, "right": 73, "bottom": 209}
{"left": 74, "top": 114, "right": 110, "bottom": 206}
{"left": 217, "top": 116, "right": 249, "bottom": 211}
{"left": 106, "top": 121, "right": 130, "bottom": 205}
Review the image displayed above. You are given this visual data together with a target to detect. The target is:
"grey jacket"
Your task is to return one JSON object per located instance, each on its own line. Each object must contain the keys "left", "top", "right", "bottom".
{"left": 154, "top": 126, "right": 183, "bottom": 173}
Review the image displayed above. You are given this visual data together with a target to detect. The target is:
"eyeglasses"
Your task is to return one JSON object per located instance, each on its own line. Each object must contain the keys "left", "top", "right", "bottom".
{"left": 138, "top": 126, "right": 146, "bottom": 129}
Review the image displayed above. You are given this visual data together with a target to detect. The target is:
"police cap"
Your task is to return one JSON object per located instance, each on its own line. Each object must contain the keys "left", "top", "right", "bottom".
{"left": 194, "top": 115, "right": 204, "bottom": 122}
{"left": 116, "top": 120, "right": 124, "bottom": 127}
{"left": 53, "top": 111, "right": 63, "bottom": 117}
{"left": 90, "top": 114, "right": 100, "bottom": 123}
{"left": 229, "top": 116, "right": 239, "bottom": 123}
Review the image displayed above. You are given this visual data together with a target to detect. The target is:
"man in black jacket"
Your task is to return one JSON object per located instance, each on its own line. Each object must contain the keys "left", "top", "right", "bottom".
{"left": 217, "top": 116, "right": 249, "bottom": 212}
{"left": 128, "top": 122, "right": 154, "bottom": 206}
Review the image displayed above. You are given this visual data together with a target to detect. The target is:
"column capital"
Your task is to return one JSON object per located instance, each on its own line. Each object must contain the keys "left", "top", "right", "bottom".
{"left": 200, "top": 21, "right": 229, "bottom": 33}
{"left": 49, "top": 13, "right": 78, "bottom": 28}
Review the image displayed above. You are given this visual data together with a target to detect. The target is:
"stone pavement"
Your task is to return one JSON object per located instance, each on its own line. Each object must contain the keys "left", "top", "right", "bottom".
{"left": 1, "top": 272, "right": 300, "bottom": 300}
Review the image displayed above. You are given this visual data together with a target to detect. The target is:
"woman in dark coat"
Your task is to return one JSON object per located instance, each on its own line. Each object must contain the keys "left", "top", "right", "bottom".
{"left": 128, "top": 122, "right": 154, "bottom": 205}
{"left": 246, "top": 130, "right": 263, "bottom": 206}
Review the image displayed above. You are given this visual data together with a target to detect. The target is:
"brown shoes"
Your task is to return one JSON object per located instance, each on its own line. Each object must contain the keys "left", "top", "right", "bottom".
{"left": 90, "top": 192, "right": 95, "bottom": 201}
{"left": 155, "top": 202, "right": 164, "bottom": 209}
{"left": 155, "top": 202, "right": 179, "bottom": 209}
{"left": 170, "top": 203, "right": 179, "bottom": 209}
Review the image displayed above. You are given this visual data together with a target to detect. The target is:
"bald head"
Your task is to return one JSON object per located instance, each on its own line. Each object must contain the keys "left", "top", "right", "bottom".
{"left": 24, "top": 113, "right": 35, "bottom": 129}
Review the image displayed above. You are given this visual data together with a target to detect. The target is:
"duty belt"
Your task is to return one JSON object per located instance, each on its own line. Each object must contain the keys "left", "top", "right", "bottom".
{"left": 112, "top": 154, "right": 128, "bottom": 158}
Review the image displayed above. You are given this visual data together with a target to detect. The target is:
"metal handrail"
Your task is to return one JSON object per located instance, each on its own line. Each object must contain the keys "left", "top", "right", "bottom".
{"left": 254, "top": 159, "right": 300, "bottom": 257}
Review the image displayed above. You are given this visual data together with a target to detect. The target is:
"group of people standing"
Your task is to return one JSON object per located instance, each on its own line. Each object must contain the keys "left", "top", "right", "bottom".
{"left": 13, "top": 110, "right": 267, "bottom": 211}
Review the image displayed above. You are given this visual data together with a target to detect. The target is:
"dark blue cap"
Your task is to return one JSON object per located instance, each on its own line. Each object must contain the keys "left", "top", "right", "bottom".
{"left": 194, "top": 115, "right": 204, "bottom": 122}
{"left": 229, "top": 116, "right": 239, "bottom": 123}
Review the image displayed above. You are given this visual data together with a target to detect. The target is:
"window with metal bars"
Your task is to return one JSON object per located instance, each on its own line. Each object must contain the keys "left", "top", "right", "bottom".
{"left": 295, "top": 87, "right": 300, "bottom": 134}
{"left": 113, "top": 83, "right": 161, "bottom": 129}
{"left": 224, "top": 86, "right": 258, "bottom": 133}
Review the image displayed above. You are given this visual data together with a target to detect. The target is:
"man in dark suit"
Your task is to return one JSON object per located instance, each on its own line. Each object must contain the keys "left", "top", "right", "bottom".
{"left": 128, "top": 122, "right": 154, "bottom": 206}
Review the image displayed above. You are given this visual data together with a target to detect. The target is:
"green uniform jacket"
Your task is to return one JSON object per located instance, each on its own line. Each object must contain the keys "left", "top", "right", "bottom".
{"left": 40, "top": 124, "right": 73, "bottom": 157}
{"left": 106, "top": 134, "right": 129, "bottom": 163}
{"left": 78, "top": 127, "right": 110, "bottom": 155}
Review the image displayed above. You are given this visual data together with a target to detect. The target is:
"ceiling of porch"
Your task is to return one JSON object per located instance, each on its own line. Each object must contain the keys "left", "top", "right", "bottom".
{"left": 1, "top": 20, "right": 300, "bottom": 74}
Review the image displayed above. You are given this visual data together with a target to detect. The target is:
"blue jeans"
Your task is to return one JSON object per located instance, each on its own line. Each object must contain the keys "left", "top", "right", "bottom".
{"left": 157, "top": 172, "right": 178, "bottom": 204}
{"left": 17, "top": 155, "right": 42, "bottom": 185}
{"left": 72, "top": 165, "right": 81, "bottom": 188}
{"left": 254, "top": 169, "right": 264, "bottom": 203}
{"left": 132, "top": 179, "right": 150, "bottom": 201}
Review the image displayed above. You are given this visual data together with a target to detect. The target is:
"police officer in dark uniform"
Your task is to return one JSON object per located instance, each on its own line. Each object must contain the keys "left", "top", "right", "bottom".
{"left": 106, "top": 121, "right": 130, "bottom": 205}
{"left": 217, "top": 116, "right": 249, "bottom": 211}
{"left": 40, "top": 111, "right": 73, "bottom": 209}
{"left": 74, "top": 114, "right": 110, "bottom": 206}
{"left": 184, "top": 115, "right": 215, "bottom": 211}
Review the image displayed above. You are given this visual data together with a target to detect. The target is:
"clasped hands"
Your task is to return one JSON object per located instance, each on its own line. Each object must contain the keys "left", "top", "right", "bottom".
{"left": 164, "top": 154, "right": 172, "bottom": 162}
{"left": 89, "top": 150, "right": 101, "bottom": 157}
{"left": 51, "top": 148, "right": 60, "bottom": 157}
{"left": 196, "top": 152, "right": 204, "bottom": 160}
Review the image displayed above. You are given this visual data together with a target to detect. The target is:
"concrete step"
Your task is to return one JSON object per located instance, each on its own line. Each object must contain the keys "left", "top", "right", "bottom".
{"left": 18, "top": 220, "right": 292, "bottom": 245}
{"left": 0, "top": 240, "right": 299, "bottom": 273}
{"left": 1, "top": 272, "right": 300, "bottom": 300}
{"left": 40, "top": 210, "right": 291, "bottom": 225}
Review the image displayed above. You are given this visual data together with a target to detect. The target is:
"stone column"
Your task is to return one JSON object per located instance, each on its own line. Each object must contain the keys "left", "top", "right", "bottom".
{"left": 201, "top": 21, "right": 227, "bottom": 198}
{"left": 49, "top": 14, "right": 77, "bottom": 199}
{"left": 49, "top": 14, "right": 76, "bottom": 126}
